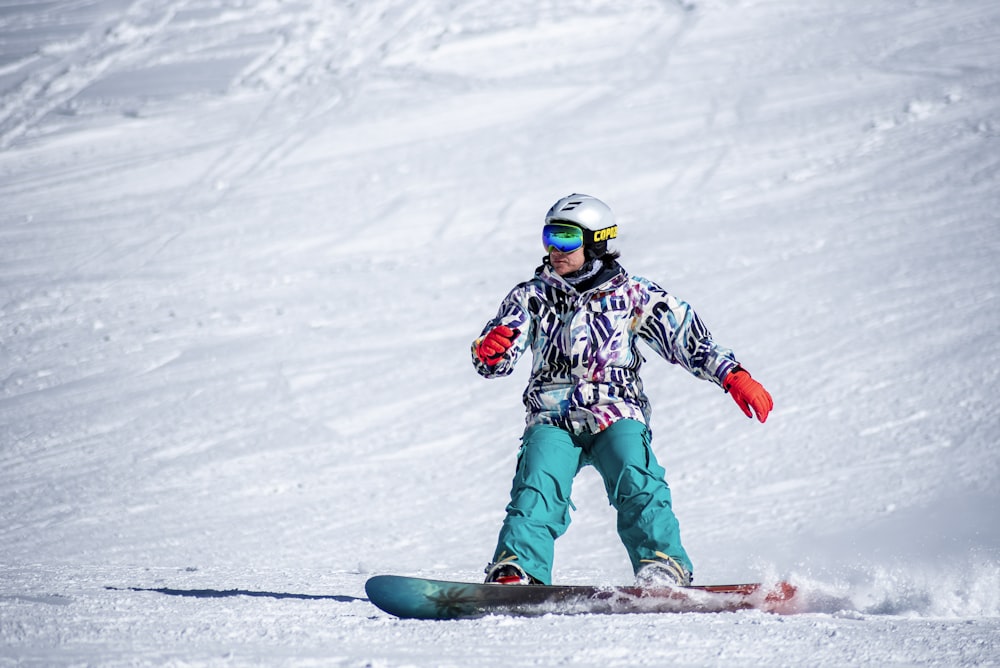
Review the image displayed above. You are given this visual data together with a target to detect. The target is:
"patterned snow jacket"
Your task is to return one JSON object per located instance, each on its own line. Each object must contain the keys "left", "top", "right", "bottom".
{"left": 472, "top": 261, "right": 741, "bottom": 435}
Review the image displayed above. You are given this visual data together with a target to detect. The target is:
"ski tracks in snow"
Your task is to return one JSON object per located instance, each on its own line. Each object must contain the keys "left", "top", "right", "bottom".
{"left": 0, "top": 2, "right": 448, "bottom": 286}
{"left": 0, "top": 0, "right": 192, "bottom": 149}
{"left": 190, "top": 2, "right": 438, "bottom": 209}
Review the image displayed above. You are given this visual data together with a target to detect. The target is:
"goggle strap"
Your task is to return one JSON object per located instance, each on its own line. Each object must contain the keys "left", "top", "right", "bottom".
{"left": 588, "top": 225, "right": 617, "bottom": 244}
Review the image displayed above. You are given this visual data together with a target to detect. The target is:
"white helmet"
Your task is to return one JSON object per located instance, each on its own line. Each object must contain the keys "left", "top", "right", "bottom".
{"left": 545, "top": 193, "right": 615, "bottom": 232}
{"left": 545, "top": 194, "right": 617, "bottom": 257}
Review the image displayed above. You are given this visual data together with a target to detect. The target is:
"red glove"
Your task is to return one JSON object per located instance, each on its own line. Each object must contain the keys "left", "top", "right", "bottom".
{"left": 723, "top": 369, "right": 773, "bottom": 423}
{"left": 476, "top": 326, "right": 520, "bottom": 366}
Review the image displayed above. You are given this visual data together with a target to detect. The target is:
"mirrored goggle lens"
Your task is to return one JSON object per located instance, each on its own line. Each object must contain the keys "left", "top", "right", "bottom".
{"left": 542, "top": 223, "right": 584, "bottom": 253}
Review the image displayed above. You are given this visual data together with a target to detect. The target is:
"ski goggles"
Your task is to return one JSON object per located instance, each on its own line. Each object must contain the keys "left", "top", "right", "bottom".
{"left": 542, "top": 223, "right": 585, "bottom": 253}
{"left": 542, "top": 222, "right": 618, "bottom": 253}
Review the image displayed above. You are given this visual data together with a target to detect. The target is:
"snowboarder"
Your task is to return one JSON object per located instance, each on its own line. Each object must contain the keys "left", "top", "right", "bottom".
{"left": 472, "top": 194, "right": 773, "bottom": 587}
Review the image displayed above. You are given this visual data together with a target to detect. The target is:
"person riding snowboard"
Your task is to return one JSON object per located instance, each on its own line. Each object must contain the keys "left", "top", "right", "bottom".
{"left": 472, "top": 193, "right": 773, "bottom": 587}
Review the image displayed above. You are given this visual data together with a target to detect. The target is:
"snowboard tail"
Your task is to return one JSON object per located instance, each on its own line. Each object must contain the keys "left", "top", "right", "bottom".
{"left": 365, "top": 574, "right": 799, "bottom": 619}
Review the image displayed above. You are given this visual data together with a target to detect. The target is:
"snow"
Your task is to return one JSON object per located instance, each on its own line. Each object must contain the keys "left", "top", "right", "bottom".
{"left": 1, "top": 0, "right": 998, "bottom": 665}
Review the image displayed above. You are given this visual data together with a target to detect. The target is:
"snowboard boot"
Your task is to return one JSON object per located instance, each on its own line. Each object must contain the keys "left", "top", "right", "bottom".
{"left": 484, "top": 555, "right": 539, "bottom": 585}
{"left": 635, "top": 552, "right": 692, "bottom": 587}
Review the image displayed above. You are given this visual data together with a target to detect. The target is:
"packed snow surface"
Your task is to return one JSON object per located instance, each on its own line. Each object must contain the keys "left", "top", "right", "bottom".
{"left": 1, "top": 0, "right": 999, "bottom": 665}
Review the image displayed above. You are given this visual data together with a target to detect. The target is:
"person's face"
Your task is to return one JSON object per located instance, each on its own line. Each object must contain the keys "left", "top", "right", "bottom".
{"left": 549, "top": 247, "right": 586, "bottom": 276}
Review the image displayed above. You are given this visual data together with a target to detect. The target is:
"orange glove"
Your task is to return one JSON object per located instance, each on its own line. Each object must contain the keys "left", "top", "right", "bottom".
{"left": 723, "top": 368, "right": 773, "bottom": 423}
{"left": 476, "top": 326, "right": 520, "bottom": 366}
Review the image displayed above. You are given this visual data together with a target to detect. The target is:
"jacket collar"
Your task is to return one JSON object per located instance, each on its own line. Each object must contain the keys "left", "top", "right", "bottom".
{"left": 536, "top": 260, "right": 627, "bottom": 295}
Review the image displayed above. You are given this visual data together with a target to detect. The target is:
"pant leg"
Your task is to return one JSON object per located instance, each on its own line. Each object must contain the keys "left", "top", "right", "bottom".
{"left": 492, "top": 424, "right": 583, "bottom": 585}
{"left": 587, "top": 419, "right": 693, "bottom": 576}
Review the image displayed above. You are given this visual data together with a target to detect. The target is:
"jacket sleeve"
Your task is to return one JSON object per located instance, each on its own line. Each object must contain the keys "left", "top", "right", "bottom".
{"left": 471, "top": 284, "right": 533, "bottom": 378}
{"left": 634, "top": 277, "right": 739, "bottom": 387}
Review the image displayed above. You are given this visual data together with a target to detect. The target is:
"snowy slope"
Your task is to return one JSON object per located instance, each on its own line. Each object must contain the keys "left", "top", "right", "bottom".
{"left": 1, "top": 0, "right": 999, "bottom": 665}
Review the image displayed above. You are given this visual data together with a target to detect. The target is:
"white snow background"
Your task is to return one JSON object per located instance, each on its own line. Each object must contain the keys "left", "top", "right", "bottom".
{"left": 1, "top": 0, "right": 999, "bottom": 665}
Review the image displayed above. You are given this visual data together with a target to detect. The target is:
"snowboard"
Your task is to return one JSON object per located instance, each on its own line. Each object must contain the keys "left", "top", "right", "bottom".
{"left": 365, "top": 574, "right": 799, "bottom": 619}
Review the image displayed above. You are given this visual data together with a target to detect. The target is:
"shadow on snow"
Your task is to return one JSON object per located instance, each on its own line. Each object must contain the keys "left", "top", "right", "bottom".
{"left": 107, "top": 586, "right": 367, "bottom": 603}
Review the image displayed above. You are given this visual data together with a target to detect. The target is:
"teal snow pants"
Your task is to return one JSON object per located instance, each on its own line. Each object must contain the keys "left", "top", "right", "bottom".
{"left": 491, "top": 419, "right": 692, "bottom": 585}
